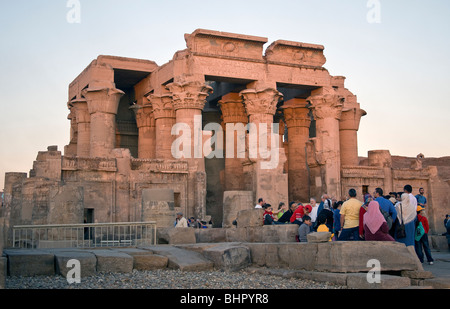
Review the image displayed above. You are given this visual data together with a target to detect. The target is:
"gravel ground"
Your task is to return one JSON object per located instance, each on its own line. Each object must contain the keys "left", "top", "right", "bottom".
{"left": 5, "top": 268, "right": 347, "bottom": 289}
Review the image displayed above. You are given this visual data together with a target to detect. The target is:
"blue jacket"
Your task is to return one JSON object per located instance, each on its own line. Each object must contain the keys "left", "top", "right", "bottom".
{"left": 375, "top": 197, "right": 397, "bottom": 222}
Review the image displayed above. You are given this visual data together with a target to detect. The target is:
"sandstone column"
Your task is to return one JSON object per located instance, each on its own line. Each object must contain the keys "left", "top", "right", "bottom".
{"left": 339, "top": 108, "right": 366, "bottom": 167}
{"left": 282, "top": 99, "right": 311, "bottom": 202}
{"left": 307, "top": 88, "right": 344, "bottom": 200}
{"left": 70, "top": 98, "right": 91, "bottom": 157}
{"left": 82, "top": 87, "right": 124, "bottom": 158}
{"left": 219, "top": 92, "right": 248, "bottom": 191}
{"left": 147, "top": 94, "right": 176, "bottom": 160}
{"left": 130, "top": 101, "right": 156, "bottom": 159}
{"left": 239, "top": 87, "right": 288, "bottom": 207}
{"left": 166, "top": 80, "right": 213, "bottom": 219}
{"left": 64, "top": 106, "right": 78, "bottom": 156}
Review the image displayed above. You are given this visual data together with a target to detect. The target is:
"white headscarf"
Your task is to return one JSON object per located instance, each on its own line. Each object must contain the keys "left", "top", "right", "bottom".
{"left": 395, "top": 193, "right": 416, "bottom": 225}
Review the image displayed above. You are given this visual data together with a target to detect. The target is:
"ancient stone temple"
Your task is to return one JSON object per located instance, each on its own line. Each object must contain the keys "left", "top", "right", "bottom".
{"left": 3, "top": 29, "right": 449, "bottom": 235}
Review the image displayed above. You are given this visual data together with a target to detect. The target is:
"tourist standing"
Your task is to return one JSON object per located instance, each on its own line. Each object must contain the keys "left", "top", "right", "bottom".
{"left": 395, "top": 193, "right": 417, "bottom": 247}
{"left": 415, "top": 187, "right": 427, "bottom": 209}
{"left": 415, "top": 206, "right": 434, "bottom": 264}
{"left": 333, "top": 201, "right": 342, "bottom": 239}
{"left": 338, "top": 189, "right": 363, "bottom": 241}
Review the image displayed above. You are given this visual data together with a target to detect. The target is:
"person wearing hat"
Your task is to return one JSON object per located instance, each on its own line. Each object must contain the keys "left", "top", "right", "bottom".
{"left": 175, "top": 212, "right": 188, "bottom": 228}
{"left": 415, "top": 205, "right": 434, "bottom": 265}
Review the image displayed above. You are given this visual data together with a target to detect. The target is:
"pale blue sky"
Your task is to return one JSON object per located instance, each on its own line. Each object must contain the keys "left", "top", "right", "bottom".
{"left": 1, "top": 0, "right": 450, "bottom": 189}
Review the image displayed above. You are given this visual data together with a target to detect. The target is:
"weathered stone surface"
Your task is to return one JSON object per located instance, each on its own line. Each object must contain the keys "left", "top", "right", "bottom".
{"left": 401, "top": 270, "right": 434, "bottom": 279}
{"left": 430, "top": 235, "right": 449, "bottom": 251}
{"left": 157, "top": 227, "right": 196, "bottom": 244}
{"left": 54, "top": 250, "right": 97, "bottom": 278}
{"left": 236, "top": 209, "right": 264, "bottom": 228}
{"left": 88, "top": 249, "right": 133, "bottom": 273}
{"left": 144, "top": 245, "right": 214, "bottom": 271}
{"left": 315, "top": 241, "right": 420, "bottom": 273}
{"left": 116, "top": 248, "right": 168, "bottom": 270}
{"left": 346, "top": 273, "right": 411, "bottom": 289}
{"left": 4, "top": 249, "right": 55, "bottom": 277}
{"left": 222, "top": 191, "right": 254, "bottom": 228}
{"left": 422, "top": 278, "right": 450, "bottom": 289}
{"left": 141, "top": 188, "right": 175, "bottom": 228}
{"left": 307, "top": 232, "right": 332, "bottom": 243}
{"left": 195, "top": 228, "right": 227, "bottom": 243}
{"left": 201, "top": 243, "right": 251, "bottom": 271}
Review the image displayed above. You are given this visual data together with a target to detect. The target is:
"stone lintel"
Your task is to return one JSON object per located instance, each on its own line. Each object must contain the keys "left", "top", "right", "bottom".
{"left": 185, "top": 29, "right": 268, "bottom": 62}
{"left": 265, "top": 40, "right": 326, "bottom": 67}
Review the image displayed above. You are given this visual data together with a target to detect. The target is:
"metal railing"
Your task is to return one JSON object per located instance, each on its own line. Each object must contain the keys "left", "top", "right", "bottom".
{"left": 11, "top": 222, "right": 157, "bottom": 249}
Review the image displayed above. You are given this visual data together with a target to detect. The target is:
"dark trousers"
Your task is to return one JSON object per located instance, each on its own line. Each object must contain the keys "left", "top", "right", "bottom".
{"left": 415, "top": 233, "right": 434, "bottom": 263}
{"left": 338, "top": 226, "right": 360, "bottom": 241}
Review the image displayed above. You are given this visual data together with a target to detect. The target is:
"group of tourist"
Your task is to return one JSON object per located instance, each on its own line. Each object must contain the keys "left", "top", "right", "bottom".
{"left": 257, "top": 185, "right": 437, "bottom": 265}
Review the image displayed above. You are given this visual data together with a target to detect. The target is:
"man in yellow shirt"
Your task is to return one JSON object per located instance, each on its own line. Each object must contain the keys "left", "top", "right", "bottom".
{"left": 338, "top": 188, "right": 363, "bottom": 241}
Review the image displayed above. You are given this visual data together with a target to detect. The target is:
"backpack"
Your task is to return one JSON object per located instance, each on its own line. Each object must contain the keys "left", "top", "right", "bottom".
{"left": 415, "top": 221, "right": 425, "bottom": 241}
{"left": 380, "top": 208, "right": 393, "bottom": 230}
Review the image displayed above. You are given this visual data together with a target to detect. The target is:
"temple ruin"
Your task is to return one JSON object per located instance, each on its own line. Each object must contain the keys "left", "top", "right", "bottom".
{"left": 2, "top": 29, "right": 449, "bottom": 238}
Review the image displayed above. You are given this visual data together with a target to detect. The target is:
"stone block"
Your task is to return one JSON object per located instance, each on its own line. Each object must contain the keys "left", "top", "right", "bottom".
{"left": 115, "top": 248, "right": 168, "bottom": 270}
{"left": 307, "top": 232, "right": 332, "bottom": 243}
{"left": 279, "top": 243, "right": 318, "bottom": 271}
{"left": 157, "top": 227, "right": 196, "bottom": 245}
{"left": 422, "top": 278, "right": 450, "bottom": 289}
{"left": 144, "top": 245, "right": 214, "bottom": 271}
{"left": 195, "top": 228, "right": 227, "bottom": 243}
{"left": 401, "top": 270, "right": 434, "bottom": 279}
{"left": 315, "top": 241, "right": 420, "bottom": 273}
{"left": 346, "top": 273, "right": 411, "bottom": 289}
{"left": 54, "top": 250, "right": 97, "bottom": 278}
{"left": 142, "top": 188, "right": 175, "bottom": 228}
{"left": 274, "top": 224, "right": 299, "bottom": 242}
{"left": 225, "top": 228, "right": 247, "bottom": 242}
{"left": 294, "top": 270, "right": 349, "bottom": 286}
{"left": 236, "top": 209, "right": 264, "bottom": 228}
{"left": 201, "top": 243, "right": 251, "bottom": 271}
{"left": 430, "top": 235, "right": 449, "bottom": 251}
{"left": 89, "top": 249, "right": 133, "bottom": 273}
{"left": 222, "top": 191, "right": 254, "bottom": 228}
{"left": 4, "top": 249, "right": 55, "bottom": 277}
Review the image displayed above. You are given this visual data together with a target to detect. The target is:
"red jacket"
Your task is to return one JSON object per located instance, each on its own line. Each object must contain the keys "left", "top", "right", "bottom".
{"left": 290, "top": 205, "right": 312, "bottom": 223}
{"left": 417, "top": 214, "right": 429, "bottom": 234}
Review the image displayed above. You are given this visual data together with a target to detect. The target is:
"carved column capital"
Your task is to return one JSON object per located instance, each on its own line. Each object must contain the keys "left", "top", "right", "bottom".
{"left": 130, "top": 103, "right": 155, "bottom": 128}
{"left": 147, "top": 94, "right": 175, "bottom": 120}
{"left": 307, "top": 88, "right": 344, "bottom": 120}
{"left": 282, "top": 99, "right": 311, "bottom": 129}
{"left": 82, "top": 87, "right": 124, "bottom": 115}
{"left": 339, "top": 107, "right": 367, "bottom": 131}
{"left": 166, "top": 81, "right": 213, "bottom": 111}
{"left": 239, "top": 88, "right": 283, "bottom": 116}
{"left": 70, "top": 98, "right": 90, "bottom": 124}
{"left": 218, "top": 93, "right": 248, "bottom": 124}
